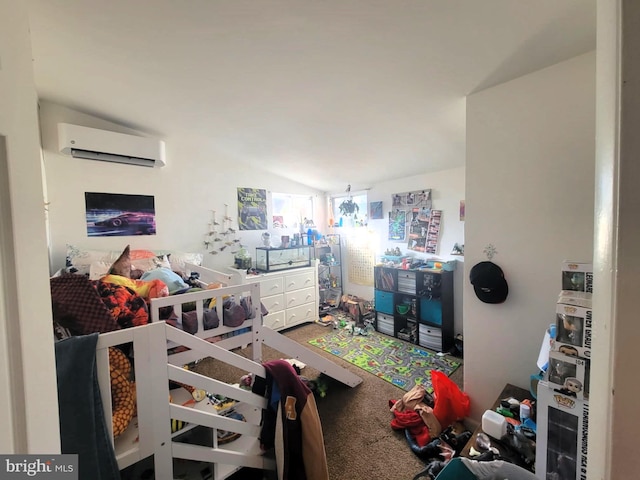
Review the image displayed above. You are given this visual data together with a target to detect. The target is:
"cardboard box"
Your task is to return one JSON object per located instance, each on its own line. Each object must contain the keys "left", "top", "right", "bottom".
{"left": 342, "top": 295, "right": 374, "bottom": 324}
{"left": 561, "top": 262, "right": 593, "bottom": 293}
{"left": 553, "top": 302, "right": 592, "bottom": 359}
{"left": 536, "top": 381, "right": 589, "bottom": 480}
{"left": 545, "top": 350, "right": 589, "bottom": 400}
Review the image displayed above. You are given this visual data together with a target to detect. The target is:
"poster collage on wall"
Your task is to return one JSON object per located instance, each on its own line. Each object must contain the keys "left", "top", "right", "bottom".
{"left": 387, "top": 189, "right": 442, "bottom": 254}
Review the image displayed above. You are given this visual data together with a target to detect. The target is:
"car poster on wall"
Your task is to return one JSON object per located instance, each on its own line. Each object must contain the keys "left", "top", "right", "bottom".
{"left": 85, "top": 192, "right": 156, "bottom": 237}
{"left": 237, "top": 187, "right": 267, "bottom": 230}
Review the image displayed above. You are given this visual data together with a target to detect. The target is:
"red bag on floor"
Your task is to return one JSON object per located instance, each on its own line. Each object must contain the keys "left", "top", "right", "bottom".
{"left": 432, "top": 370, "right": 470, "bottom": 428}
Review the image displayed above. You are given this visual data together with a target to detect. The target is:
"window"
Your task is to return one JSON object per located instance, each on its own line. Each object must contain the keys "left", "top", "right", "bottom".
{"left": 271, "top": 192, "right": 314, "bottom": 230}
{"left": 330, "top": 191, "right": 368, "bottom": 227}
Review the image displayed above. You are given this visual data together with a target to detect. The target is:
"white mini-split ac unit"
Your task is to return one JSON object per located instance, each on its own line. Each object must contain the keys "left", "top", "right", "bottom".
{"left": 58, "top": 123, "right": 166, "bottom": 168}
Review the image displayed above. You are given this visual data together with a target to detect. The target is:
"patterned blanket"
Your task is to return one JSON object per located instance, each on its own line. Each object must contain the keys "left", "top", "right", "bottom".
{"left": 51, "top": 274, "right": 149, "bottom": 336}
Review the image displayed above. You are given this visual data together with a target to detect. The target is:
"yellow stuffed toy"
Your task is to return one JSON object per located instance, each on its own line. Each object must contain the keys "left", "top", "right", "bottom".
{"left": 109, "top": 347, "right": 136, "bottom": 438}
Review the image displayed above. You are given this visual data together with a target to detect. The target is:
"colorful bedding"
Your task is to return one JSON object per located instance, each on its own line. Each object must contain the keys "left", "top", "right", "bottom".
{"left": 51, "top": 274, "right": 150, "bottom": 335}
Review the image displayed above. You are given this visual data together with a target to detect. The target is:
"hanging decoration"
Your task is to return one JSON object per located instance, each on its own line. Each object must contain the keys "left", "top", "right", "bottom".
{"left": 204, "top": 205, "right": 241, "bottom": 256}
{"left": 338, "top": 184, "right": 360, "bottom": 218}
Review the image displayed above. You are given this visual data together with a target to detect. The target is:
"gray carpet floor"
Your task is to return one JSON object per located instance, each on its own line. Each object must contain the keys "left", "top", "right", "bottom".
{"left": 192, "top": 322, "right": 465, "bottom": 480}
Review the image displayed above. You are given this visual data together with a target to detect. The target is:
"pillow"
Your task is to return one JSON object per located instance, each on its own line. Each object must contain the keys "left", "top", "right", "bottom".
{"left": 108, "top": 245, "right": 132, "bottom": 278}
{"left": 141, "top": 267, "right": 189, "bottom": 294}
{"left": 130, "top": 257, "right": 157, "bottom": 273}
{"left": 66, "top": 244, "right": 119, "bottom": 275}
{"left": 89, "top": 261, "right": 112, "bottom": 280}
{"left": 155, "top": 254, "right": 172, "bottom": 270}
{"left": 130, "top": 249, "right": 157, "bottom": 260}
{"left": 168, "top": 251, "right": 204, "bottom": 273}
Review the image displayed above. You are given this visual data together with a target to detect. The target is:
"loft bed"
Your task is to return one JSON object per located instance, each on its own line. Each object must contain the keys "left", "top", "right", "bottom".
{"left": 56, "top": 264, "right": 362, "bottom": 479}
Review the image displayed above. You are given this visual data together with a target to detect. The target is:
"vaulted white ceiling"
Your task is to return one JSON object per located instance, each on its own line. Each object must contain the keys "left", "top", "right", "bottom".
{"left": 26, "top": 0, "right": 596, "bottom": 193}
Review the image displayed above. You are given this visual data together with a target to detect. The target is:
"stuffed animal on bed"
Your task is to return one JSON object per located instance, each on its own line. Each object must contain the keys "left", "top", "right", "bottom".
{"left": 109, "top": 347, "right": 136, "bottom": 438}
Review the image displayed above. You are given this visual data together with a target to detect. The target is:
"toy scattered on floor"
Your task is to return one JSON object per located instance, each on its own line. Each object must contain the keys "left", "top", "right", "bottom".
{"left": 206, "top": 392, "right": 236, "bottom": 413}
{"left": 239, "top": 373, "right": 254, "bottom": 390}
{"left": 302, "top": 374, "right": 331, "bottom": 398}
{"left": 337, "top": 318, "right": 374, "bottom": 336}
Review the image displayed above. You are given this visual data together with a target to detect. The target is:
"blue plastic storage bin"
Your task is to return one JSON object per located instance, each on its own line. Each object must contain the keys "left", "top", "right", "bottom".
{"left": 420, "top": 297, "right": 442, "bottom": 325}
{"left": 374, "top": 290, "right": 394, "bottom": 315}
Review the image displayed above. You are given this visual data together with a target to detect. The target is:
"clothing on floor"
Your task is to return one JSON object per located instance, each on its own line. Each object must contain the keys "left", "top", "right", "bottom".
{"left": 253, "top": 359, "right": 328, "bottom": 480}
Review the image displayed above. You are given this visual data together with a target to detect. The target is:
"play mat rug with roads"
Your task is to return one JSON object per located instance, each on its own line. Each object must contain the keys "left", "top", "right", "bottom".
{"left": 308, "top": 329, "right": 461, "bottom": 392}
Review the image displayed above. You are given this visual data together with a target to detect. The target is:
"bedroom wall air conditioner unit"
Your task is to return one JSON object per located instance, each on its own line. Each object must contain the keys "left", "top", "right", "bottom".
{"left": 58, "top": 123, "right": 166, "bottom": 168}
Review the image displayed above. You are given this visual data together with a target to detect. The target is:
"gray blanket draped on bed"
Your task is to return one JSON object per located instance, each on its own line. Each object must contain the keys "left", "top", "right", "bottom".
{"left": 55, "top": 333, "right": 120, "bottom": 479}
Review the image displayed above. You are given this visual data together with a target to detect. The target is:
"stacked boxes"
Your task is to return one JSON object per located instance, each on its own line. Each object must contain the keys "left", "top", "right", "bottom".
{"left": 554, "top": 303, "right": 592, "bottom": 360}
{"left": 546, "top": 350, "right": 590, "bottom": 400}
{"left": 536, "top": 262, "right": 593, "bottom": 480}
{"left": 535, "top": 381, "right": 590, "bottom": 480}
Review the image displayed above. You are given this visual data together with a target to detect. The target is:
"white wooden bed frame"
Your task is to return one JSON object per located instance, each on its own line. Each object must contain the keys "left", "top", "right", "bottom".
{"left": 96, "top": 266, "right": 361, "bottom": 479}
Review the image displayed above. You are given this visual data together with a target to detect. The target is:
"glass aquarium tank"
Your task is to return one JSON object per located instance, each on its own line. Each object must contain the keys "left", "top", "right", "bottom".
{"left": 255, "top": 245, "right": 312, "bottom": 272}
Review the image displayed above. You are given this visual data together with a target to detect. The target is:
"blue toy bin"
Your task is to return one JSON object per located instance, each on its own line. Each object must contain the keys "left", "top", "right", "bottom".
{"left": 435, "top": 458, "right": 536, "bottom": 480}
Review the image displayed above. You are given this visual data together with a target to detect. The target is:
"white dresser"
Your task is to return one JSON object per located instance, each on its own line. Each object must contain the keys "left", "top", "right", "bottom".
{"left": 228, "top": 263, "right": 319, "bottom": 331}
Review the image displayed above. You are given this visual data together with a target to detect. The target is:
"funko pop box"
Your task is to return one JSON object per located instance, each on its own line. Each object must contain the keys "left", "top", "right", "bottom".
{"left": 557, "top": 290, "right": 592, "bottom": 309}
{"left": 545, "top": 350, "right": 589, "bottom": 400}
{"left": 561, "top": 262, "right": 593, "bottom": 293}
{"left": 536, "top": 381, "right": 589, "bottom": 480}
{"left": 553, "top": 302, "right": 592, "bottom": 359}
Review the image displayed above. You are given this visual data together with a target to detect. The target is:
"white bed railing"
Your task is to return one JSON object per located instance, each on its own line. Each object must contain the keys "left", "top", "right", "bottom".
{"left": 96, "top": 266, "right": 361, "bottom": 479}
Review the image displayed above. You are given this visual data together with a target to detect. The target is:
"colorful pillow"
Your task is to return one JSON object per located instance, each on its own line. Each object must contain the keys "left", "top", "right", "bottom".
{"left": 130, "top": 249, "right": 157, "bottom": 260}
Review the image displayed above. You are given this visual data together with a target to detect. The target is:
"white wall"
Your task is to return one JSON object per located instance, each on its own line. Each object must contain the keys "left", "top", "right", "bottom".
{"left": 348, "top": 167, "right": 466, "bottom": 336}
{"left": 39, "top": 101, "right": 326, "bottom": 274}
{"left": 464, "top": 52, "right": 596, "bottom": 421}
{"left": 0, "top": 0, "right": 60, "bottom": 453}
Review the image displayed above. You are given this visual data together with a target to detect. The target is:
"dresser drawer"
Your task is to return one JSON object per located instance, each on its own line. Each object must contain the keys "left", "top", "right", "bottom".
{"left": 286, "top": 302, "right": 316, "bottom": 326}
{"left": 285, "top": 270, "right": 315, "bottom": 292}
{"left": 259, "top": 276, "right": 284, "bottom": 296}
{"left": 261, "top": 293, "right": 284, "bottom": 313}
{"left": 285, "top": 287, "right": 316, "bottom": 309}
{"left": 263, "top": 310, "right": 285, "bottom": 330}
